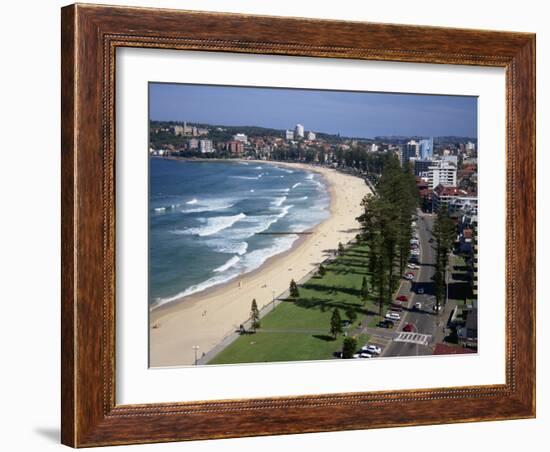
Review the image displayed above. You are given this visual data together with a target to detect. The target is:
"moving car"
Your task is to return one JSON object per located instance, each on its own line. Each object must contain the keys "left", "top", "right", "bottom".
{"left": 414, "top": 302, "right": 422, "bottom": 310}
{"left": 403, "top": 323, "right": 415, "bottom": 332}
{"left": 362, "top": 344, "right": 382, "bottom": 355}
{"left": 433, "top": 304, "right": 442, "bottom": 312}
{"left": 385, "top": 311, "right": 401, "bottom": 321}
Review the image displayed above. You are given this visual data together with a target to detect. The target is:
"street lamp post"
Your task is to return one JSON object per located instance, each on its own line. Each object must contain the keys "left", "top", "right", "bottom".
{"left": 192, "top": 345, "right": 200, "bottom": 365}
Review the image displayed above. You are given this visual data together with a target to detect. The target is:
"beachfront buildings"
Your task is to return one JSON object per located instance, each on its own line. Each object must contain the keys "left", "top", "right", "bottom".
{"left": 307, "top": 131, "right": 316, "bottom": 141}
{"left": 295, "top": 123, "right": 305, "bottom": 138}
{"left": 226, "top": 140, "right": 244, "bottom": 155}
{"left": 428, "top": 160, "right": 457, "bottom": 189}
{"left": 199, "top": 139, "right": 214, "bottom": 154}
{"left": 285, "top": 129, "right": 294, "bottom": 140}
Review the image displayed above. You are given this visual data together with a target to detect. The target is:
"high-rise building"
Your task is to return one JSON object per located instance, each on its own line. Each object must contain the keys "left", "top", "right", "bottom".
{"left": 419, "top": 137, "right": 434, "bottom": 160}
{"left": 428, "top": 160, "right": 457, "bottom": 189}
{"left": 400, "top": 140, "right": 419, "bottom": 166}
{"left": 307, "top": 131, "right": 316, "bottom": 141}
{"left": 227, "top": 140, "right": 244, "bottom": 154}
{"left": 285, "top": 130, "right": 294, "bottom": 140}
{"left": 295, "top": 124, "right": 304, "bottom": 138}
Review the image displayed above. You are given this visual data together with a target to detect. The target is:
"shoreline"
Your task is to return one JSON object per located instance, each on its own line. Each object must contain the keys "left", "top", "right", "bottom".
{"left": 149, "top": 159, "right": 372, "bottom": 367}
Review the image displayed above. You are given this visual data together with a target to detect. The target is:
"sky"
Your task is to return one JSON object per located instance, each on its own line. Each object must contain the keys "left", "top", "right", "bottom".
{"left": 149, "top": 83, "right": 477, "bottom": 139}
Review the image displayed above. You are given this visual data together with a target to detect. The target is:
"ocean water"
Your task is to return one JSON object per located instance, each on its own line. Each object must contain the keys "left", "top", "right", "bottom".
{"left": 149, "top": 159, "right": 330, "bottom": 308}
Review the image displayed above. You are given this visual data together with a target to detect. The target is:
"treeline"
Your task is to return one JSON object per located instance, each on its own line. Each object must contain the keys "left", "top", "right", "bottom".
{"left": 432, "top": 210, "right": 455, "bottom": 309}
{"left": 358, "top": 156, "right": 418, "bottom": 314}
{"left": 271, "top": 145, "right": 392, "bottom": 175}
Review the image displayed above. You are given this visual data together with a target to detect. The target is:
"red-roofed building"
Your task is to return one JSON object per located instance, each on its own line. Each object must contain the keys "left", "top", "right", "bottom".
{"left": 432, "top": 184, "right": 477, "bottom": 213}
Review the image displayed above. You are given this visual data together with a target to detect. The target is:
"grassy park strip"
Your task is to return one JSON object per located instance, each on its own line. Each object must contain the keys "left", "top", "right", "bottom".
{"left": 208, "top": 241, "right": 375, "bottom": 364}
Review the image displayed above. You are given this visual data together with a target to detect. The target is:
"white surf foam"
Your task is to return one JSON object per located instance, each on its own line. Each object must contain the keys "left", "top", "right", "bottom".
{"left": 213, "top": 255, "right": 241, "bottom": 273}
{"left": 178, "top": 213, "right": 246, "bottom": 237}
{"left": 209, "top": 240, "right": 249, "bottom": 256}
{"left": 271, "top": 196, "right": 287, "bottom": 207}
{"left": 231, "top": 176, "right": 259, "bottom": 180}
{"left": 180, "top": 199, "right": 235, "bottom": 214}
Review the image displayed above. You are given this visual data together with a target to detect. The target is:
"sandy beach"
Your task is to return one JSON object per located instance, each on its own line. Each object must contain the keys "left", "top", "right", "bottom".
{"left": 149, "top": 161, "right": 372, "bottom": 367}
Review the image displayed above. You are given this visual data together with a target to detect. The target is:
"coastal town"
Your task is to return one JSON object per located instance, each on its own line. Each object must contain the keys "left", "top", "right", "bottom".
{"left": 149, "top": 119, "right": 478, "bottom": 364}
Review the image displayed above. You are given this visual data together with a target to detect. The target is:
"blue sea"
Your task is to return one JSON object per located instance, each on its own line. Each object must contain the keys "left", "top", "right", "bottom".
{"left": 149, "top": 159, "right": 330, "bottom": 308}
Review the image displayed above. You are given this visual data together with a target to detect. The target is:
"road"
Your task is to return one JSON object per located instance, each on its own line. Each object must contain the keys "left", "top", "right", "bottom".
{"left": 379, "top": 209, "right": 443, "bottom": 357}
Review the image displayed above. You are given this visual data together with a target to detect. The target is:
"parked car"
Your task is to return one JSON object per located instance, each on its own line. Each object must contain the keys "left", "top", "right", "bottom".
{"left": 417, "top": 288, "right": 424, "bottom": 294}
{"left": 352, "top": 353, "right": 361, "bottom": 359}
{"left": 359, "top": 352, "right": 373, "bottom": 358}
{"left": 396, "top": 295, "right": 408, "bottom": 302}
{"left": 405, "top": 272, "right": 415, "bottom": 280}
{"left": 385, "top": 311, "right": 401, "bottom": 321}
{"left": 377, "top": 319, "right": 394, "bottom": 329}
{"left": 403, "top": 323, "right": 415, "bottom": 332}
{"left": 362, "top": 344, "right": 382, "bottom": 355}
{"left": 414, "top": 302, "right": 422, "bottom": 310}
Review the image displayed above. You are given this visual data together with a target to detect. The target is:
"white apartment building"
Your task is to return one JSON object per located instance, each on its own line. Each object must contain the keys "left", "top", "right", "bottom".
{"left": 285, "top": 129, "right": 294, "bottom": 140}
{"left": 295, "top": 123, "right": 304, "bottom": 138}
{"left": 199, "top": 139, "right": 214, "bottom": 153}
{"left": 428, "top": 160, "right": 457, "bottom": 189}
{"left": 307, "top": 131, "right": 316, "bottom": 141}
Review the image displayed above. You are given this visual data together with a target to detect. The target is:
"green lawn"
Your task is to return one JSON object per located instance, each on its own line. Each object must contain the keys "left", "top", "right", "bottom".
{"left": 208, "top": 241, "right": 378, "bottom": 365}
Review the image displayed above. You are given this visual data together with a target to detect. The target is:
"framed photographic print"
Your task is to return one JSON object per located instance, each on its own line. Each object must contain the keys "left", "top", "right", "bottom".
{"left": 61, "top": 3, "right": 536, "bottom": 447}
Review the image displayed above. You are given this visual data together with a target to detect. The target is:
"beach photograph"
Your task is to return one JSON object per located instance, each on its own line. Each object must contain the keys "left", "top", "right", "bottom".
{"left": 148, "top": 83, "right": 479, "bottom": 367}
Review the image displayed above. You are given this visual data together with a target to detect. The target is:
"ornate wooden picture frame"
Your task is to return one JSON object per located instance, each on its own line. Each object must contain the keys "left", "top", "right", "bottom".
{"left": 61, "top": 3, "right": 535, "bottom": 447}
